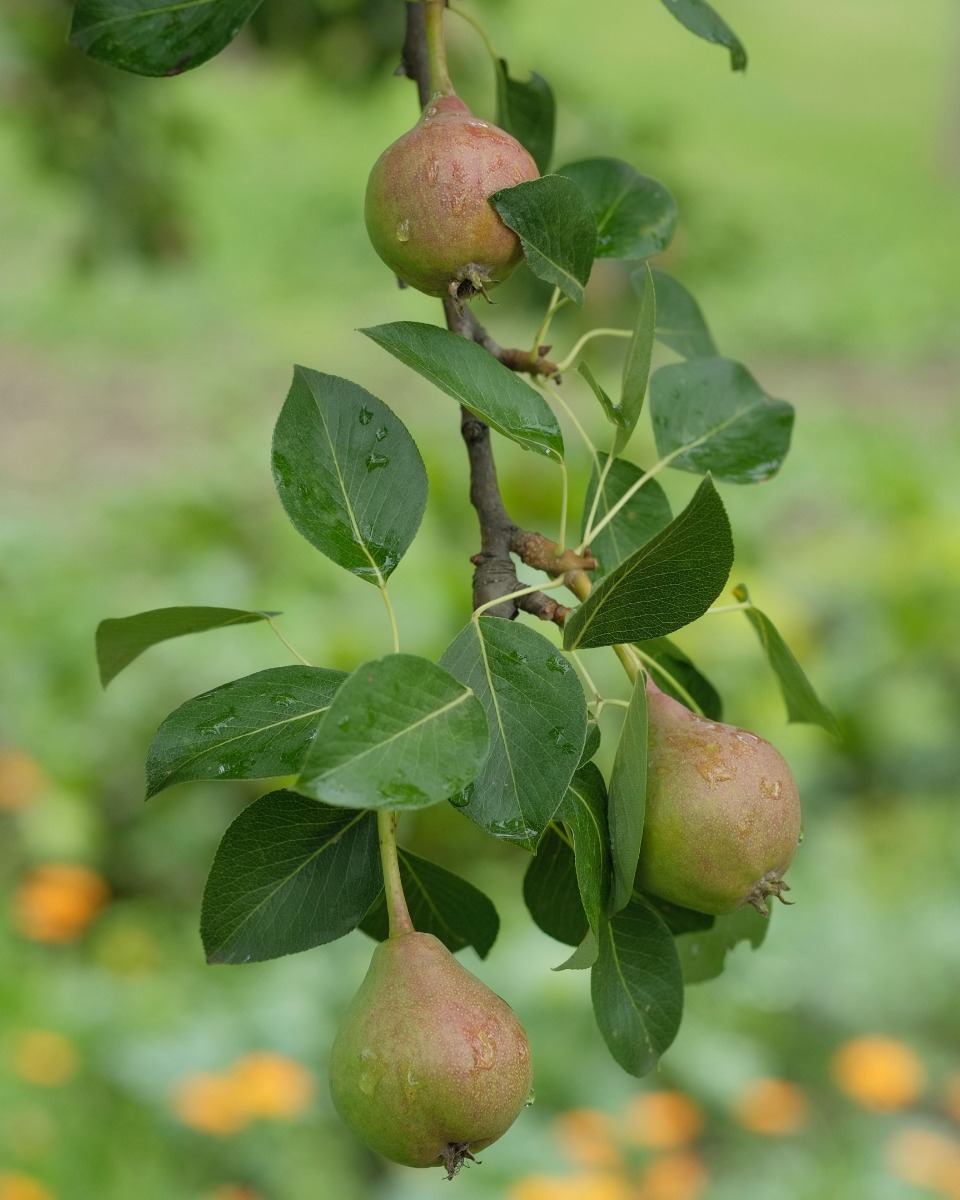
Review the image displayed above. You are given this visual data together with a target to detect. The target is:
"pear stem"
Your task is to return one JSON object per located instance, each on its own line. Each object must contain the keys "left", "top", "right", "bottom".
{"left": 377, "top": 810, "right": 414, "bottom": 937}
{"left": 423, "top": 0, "right": 454, "bottom": 98}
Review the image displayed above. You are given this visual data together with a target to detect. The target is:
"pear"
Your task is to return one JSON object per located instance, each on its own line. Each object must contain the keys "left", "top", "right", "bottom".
{"left": 329, "top": 931, "right": 533, "bottom": 1177}
{"left": 636, "top": 679, "right": 801, "bottom": 916}
{"left": 364, "top": 94, "right": 539, "bottom": 300}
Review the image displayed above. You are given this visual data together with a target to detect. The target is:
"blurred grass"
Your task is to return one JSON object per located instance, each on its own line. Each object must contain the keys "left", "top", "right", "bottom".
{"left": 2, "top": 0, "right": 960, "bottom": 1197}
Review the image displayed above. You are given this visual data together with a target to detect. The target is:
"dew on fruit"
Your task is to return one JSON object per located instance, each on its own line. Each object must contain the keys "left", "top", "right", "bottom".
{"left": 524, "top": 1087, "right": 536, "bottom": 1108}
{"left": 358, "top": 407, "right": 374, "bottom": 425}
{"left": 395, "top": 218, "right": 411, "bottom": 243}
{"left": 365, "top": 453, "right": 390, "bottom": 472}
{"left": 426, "top": 157, "right": 439, "bottom": 186}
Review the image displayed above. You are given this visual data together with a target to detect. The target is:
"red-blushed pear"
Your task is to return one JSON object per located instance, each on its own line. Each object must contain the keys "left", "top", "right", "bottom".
{"left": 636, "top": 678, "right": 801, "bottom": 917}
{"left": 364, "top": 94, "right": 539, "bottom": 301}
{"left": 329, "top": 931, "right": 533, "bottom": 1178}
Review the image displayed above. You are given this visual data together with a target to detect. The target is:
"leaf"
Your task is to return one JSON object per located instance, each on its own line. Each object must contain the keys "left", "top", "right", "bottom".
{"left": 581, "top": 455, "right": 673, "bottom": 577}
{"left": 614, "top": 264, "right": 656, "bottom": 455}
{"left": 495, "top": 60, "right": 555, "bottom": 173}
{"left": 733, "top": 584, "right": 841, "bottom": 737}
{"left": 657, "top": 0, "right": 748, "bottom": 72}
{"left": 145, "top": 666, "right": 347, "bottom": 798}
{"left": 69, "top": 0, "right": 263, "bottom": 77}
{"left": 591, "top": 898, "right": 684, "bottom": 1076}
{"left": 579, "top": 719, "right": 601, "bottom": 765}
{"left": 490, "top": 176, "right": 596, "bottom": 306}
{"left": 361, "top": 322, "right": 563, "bottom": 461}
{"left": 558, "top": 158, "right": 677, "bottom": 261}
{"left": 675, "top": 905, "right": 769, "bottom": 984}
{"left": 440, "top": 619, "right": 588, "bottom": 851}
{"left": 650, "top": 358, "right": 794, "bottom": 484}
{"left": 635, "top": 637, "right": 723, "bottom": 720}
{"left": 556, "top": 929, "right": 599, "bottom": 971}
{"left": 606, "top": 676, "right": 647, "bottom": 912}
{"left": 96, "top": 606, "right": 274, "bottom": 688}
{"left": 578, "top": 362, "right": 619, "bottom": 426}
{"left": 295, "top": 654, "right": 489, "bottom": 811}
{"left": 523, "top": 825, "right": 589, "bottom": 947}
{"left": 642, "top": 893, "right": 716, "bottom": 935}
{"left": 644, "top": 269, "right": 719, "bottom": 359}
{"left": 360, "top": 849, "right": 499, "bottom": 959}
{"left": 558, "top": 762, "right": 611, "bottom": 938}
{"left": 564, "top": 477, "right": 733, "bottom": 650}
{"left": 272, "top": 367, "right": 426, "bottom": 583}
{"left": 200, "top": 790, "right": 380, "bottom": 964}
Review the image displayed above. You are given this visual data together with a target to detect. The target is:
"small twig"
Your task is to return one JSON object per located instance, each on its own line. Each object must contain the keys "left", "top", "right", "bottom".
{"left": 444, "top": 299, "right": 559, "bottom": 378}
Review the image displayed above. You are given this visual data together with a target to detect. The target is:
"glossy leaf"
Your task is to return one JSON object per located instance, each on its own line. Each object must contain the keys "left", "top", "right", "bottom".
{"left": 96, "top": 606, "right": 274, "bottom": 688}
{"left": 272, "top": 367, "right": 426, "bottom": 583}
{"left": 675, "top": 905, "right": 769, "bottom": 984}
{"left": 201, "top": 790, "right": 380, "bottom": 964}
{"left": 643, "top": 893, "right": 716, "bottom": 935}
{"left": 614, "top": 264, "right": 656, "bottom": 455}
{"left": 581, "top": 455, "right": 673, "bottom": 577}
{"left": 523, "top": 826, "right": 588, "bottom": 947}
{"left": 495, "top": 60, "right": 555, "bottom": 173}
{"left": 145, "top": 666, "right": 347, "bottom": 798}
{"left": 579, "top": 719, "right": 601, "bottom": 765}
{"left": 558, "top": 158, "right": 677, "bottom": 261}
{"left": 635, "top": 637, "right": 723, "bottom": 720}
{"left": 733, "top": 584, "right": 841, "bottom": 737}
{"left": 360, "top": 849, "right": 499, "bottom": 959}
{"left": 591, "top": 898, "right": 684, "bottom": 1076}
{"left": 296, "top": 654, "right": 488, "bottom": 811}
{"left": 657, "top": 0, "right": 747, "bottom": 72}
{"left": 556, "top": 930, "right": 599, "bottom": 971}
{"left": 69, "top": 0, "right": 263, "bottom": 77}
{"left": 607, "top": 677, "right": 647, "bottom": 912}
{"left": 491, "top": 176, "right": 596, "bottom": 306}
{"left": 578, "top": 362, "right": 619, "bottom": 426}
{"left": 644, "top": 268, "right": 719, "bottom": 359}
{"left": 440, "top": 619, "right": 588, "bottom": 850}
{"left": 564, "top": 477, "right": 733, "bottom": 650}
{"left": 361, "top": 322, "right": 563, "bottom": 461}
{"left": 651, "top": 358, "right": 794, "bottom": 484}
{"left": 559, "top": 762, "right": 611, "bottom": 938}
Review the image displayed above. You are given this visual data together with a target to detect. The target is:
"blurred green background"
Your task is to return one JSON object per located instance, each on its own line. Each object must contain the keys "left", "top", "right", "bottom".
{"left": 2, "top": 1, "right": 959, "bottom": 1198}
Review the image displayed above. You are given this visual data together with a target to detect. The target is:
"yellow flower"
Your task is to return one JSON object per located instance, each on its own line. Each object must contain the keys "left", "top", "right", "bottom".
{"left": 733, "top": 1078, "right": 809, "bottom": 1136}
{"left": 554, "top": 1108, "right": 622, "bottom": 1169}
{"left": 623, "top": 1091, "right": 703, "bottom": 1149}
{"left": 887, "top": 1128, "right": 960, "bottom": 1196}
{"left": 0, "top": 1174, "right": 55, "bottom": 1200}
{"left": 637, "top": 1152, "right": 707, "bottom": 1200}
{"left": 831, "top": 1036, "right": 925, "bottom": 1112}
{"left": 511, "top": 1174, "right": 632, "bottom": 1200}
{"left": 227, "top": 1052, "right": 314, "bottom": 1119}
{"left": 11, "top": 1030, "right": 79, "bottom": 1087}
{"left": 171, "top": 1072, "right": 248, "bottom": 1136}
{"left": 12, "top": 864, "right": 109, "bottom": 943}
{"left": 0, "top": 750, "right": 46, "bottom": 813}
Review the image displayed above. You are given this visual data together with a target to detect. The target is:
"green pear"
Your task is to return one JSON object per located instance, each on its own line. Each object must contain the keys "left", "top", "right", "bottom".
{"left": 329, "top": 931, "right": 533, "bottom": 1177}
{"left": 636, "top": 679, "right": 801, "bottom": 916}
{"left": 364, "top": 94, "right": 539, "bottom": 300}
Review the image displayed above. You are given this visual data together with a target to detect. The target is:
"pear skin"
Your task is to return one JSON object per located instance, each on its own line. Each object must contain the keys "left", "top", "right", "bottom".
{"left": 329, "top": 932, "right": 532, "bottom": 1175}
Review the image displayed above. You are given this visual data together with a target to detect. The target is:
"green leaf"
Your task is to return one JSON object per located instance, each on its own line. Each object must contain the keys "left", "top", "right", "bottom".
{"left": 580, "top": 455, "right": 673, "bottom": 577}
{"left": 657, "top": 0, "right": 748, "bottom": 72}
{"left": 558, "top": 158, "right": 677, "bottom": 261}
{"left": 591, "top": 898, "right": 684, "bottom": 1076}
{"left": 490, "top": 176, "right": 596, "bottom": 306}
{"left": 675, "top": 905, "right": 769, "bottom": 984}
{"left": 645, "top": 269, "right": 719, "bottom": 359}
{"left": 494, "top": 60, "right": 555, "bottom": 173}
{"left": 272, "top": 367, "right": 426, "bottom": 583}
{"left": 564, "top": 477, "right": 733, "bottom": 650}
{"left": 96, "top": 606, "right": 274, "bottom": 688}
{"left": 440, "top": 619, "right": 588, "bottom": 850}
{"left": 614, "top": 264, "right": 656, "bottom": 455}
{"left": 555, "top": 930, "right": 599, "bottom": 971}
{"left": 361, "top": 322, "right": 563, "bottom": 461}
{"left": 578, "top": 362, "right": 619, "bottom": 426}
{"left": 607, "top": 676, "right": 647, "bottom": 912}
{"left": 579, "top": 719, "right": 601, "bottom": 765}
{"left": 642, "top": 893, "right": 716, "bottom": 935}
{"left": 295, "top": 654, "right": 488, "bottom": 811}
{"left": 200, "top": 790, "right": 380, "bottom": 964}
{"left": 559, "top": 762, "right": 611, "bottom": 939}
{"left": 651, "top": 358, "right": 794, "bottom": 484}
{"left": 69, "top": 0, "right": 263, "bottom": 77}
{"left": 733, "top": 584, "right": 841, "bottom": 738}
{"left": 145, "top": 666, "right": 347, "bottom": 798}
{"left": 635, "top": 637, "right": 723, "bottom": 721}
{"left": 523, "top": 825, "right": 589, "bottom": 947}
{"left": 360, "top": 849, "right": 499, "bottom": 959}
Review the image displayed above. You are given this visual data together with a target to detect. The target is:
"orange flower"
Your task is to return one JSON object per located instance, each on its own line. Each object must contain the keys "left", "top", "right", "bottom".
{"left": 637, "top": 1152, "right": 707, "bottom": 1200}
{"left": 171, "top": 1072, "right": 248, "bottom": 1136}
{"left": 0, "top": 750, "right": 46, "bottom": 813}
{"left": 11, "top": 1030, "right": 79, "bottom": 1087}
{"left": 733, "top": 1078, "right": 809, "bottom": 1136}
{"left": 0, "top": 1174, "right": 54, "bottom": 1200}
{"left": 511, "top": 1174, "right": 632, "bottom": 1200}
{"left": 831, "top": 1036, "right": 925, "bottom": 1112}
{"left": 623, "top": 1091, "right": 703, "bottom": 1149}
{"left": 554, "top": 1108, "right": 622, "bottom": 1169}
{"left": 12, "top": 864, "right": 110, "bottom": 943}
{"left": 228, "top": 1052, "right": 314, "bottom": 1119}
{"left": 887, "top": 1128, "right": 960, "bottom": 1196}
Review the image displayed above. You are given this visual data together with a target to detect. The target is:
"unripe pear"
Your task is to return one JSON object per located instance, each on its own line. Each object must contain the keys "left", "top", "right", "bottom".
{"left": 364, "top": 94, "right": 539, "bottom": 300}
{"left": 636, "top": 679, "right": 801, "bottom": 916}
{"left": 329, "top": 931, "right": 533, "bottom": 1177}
